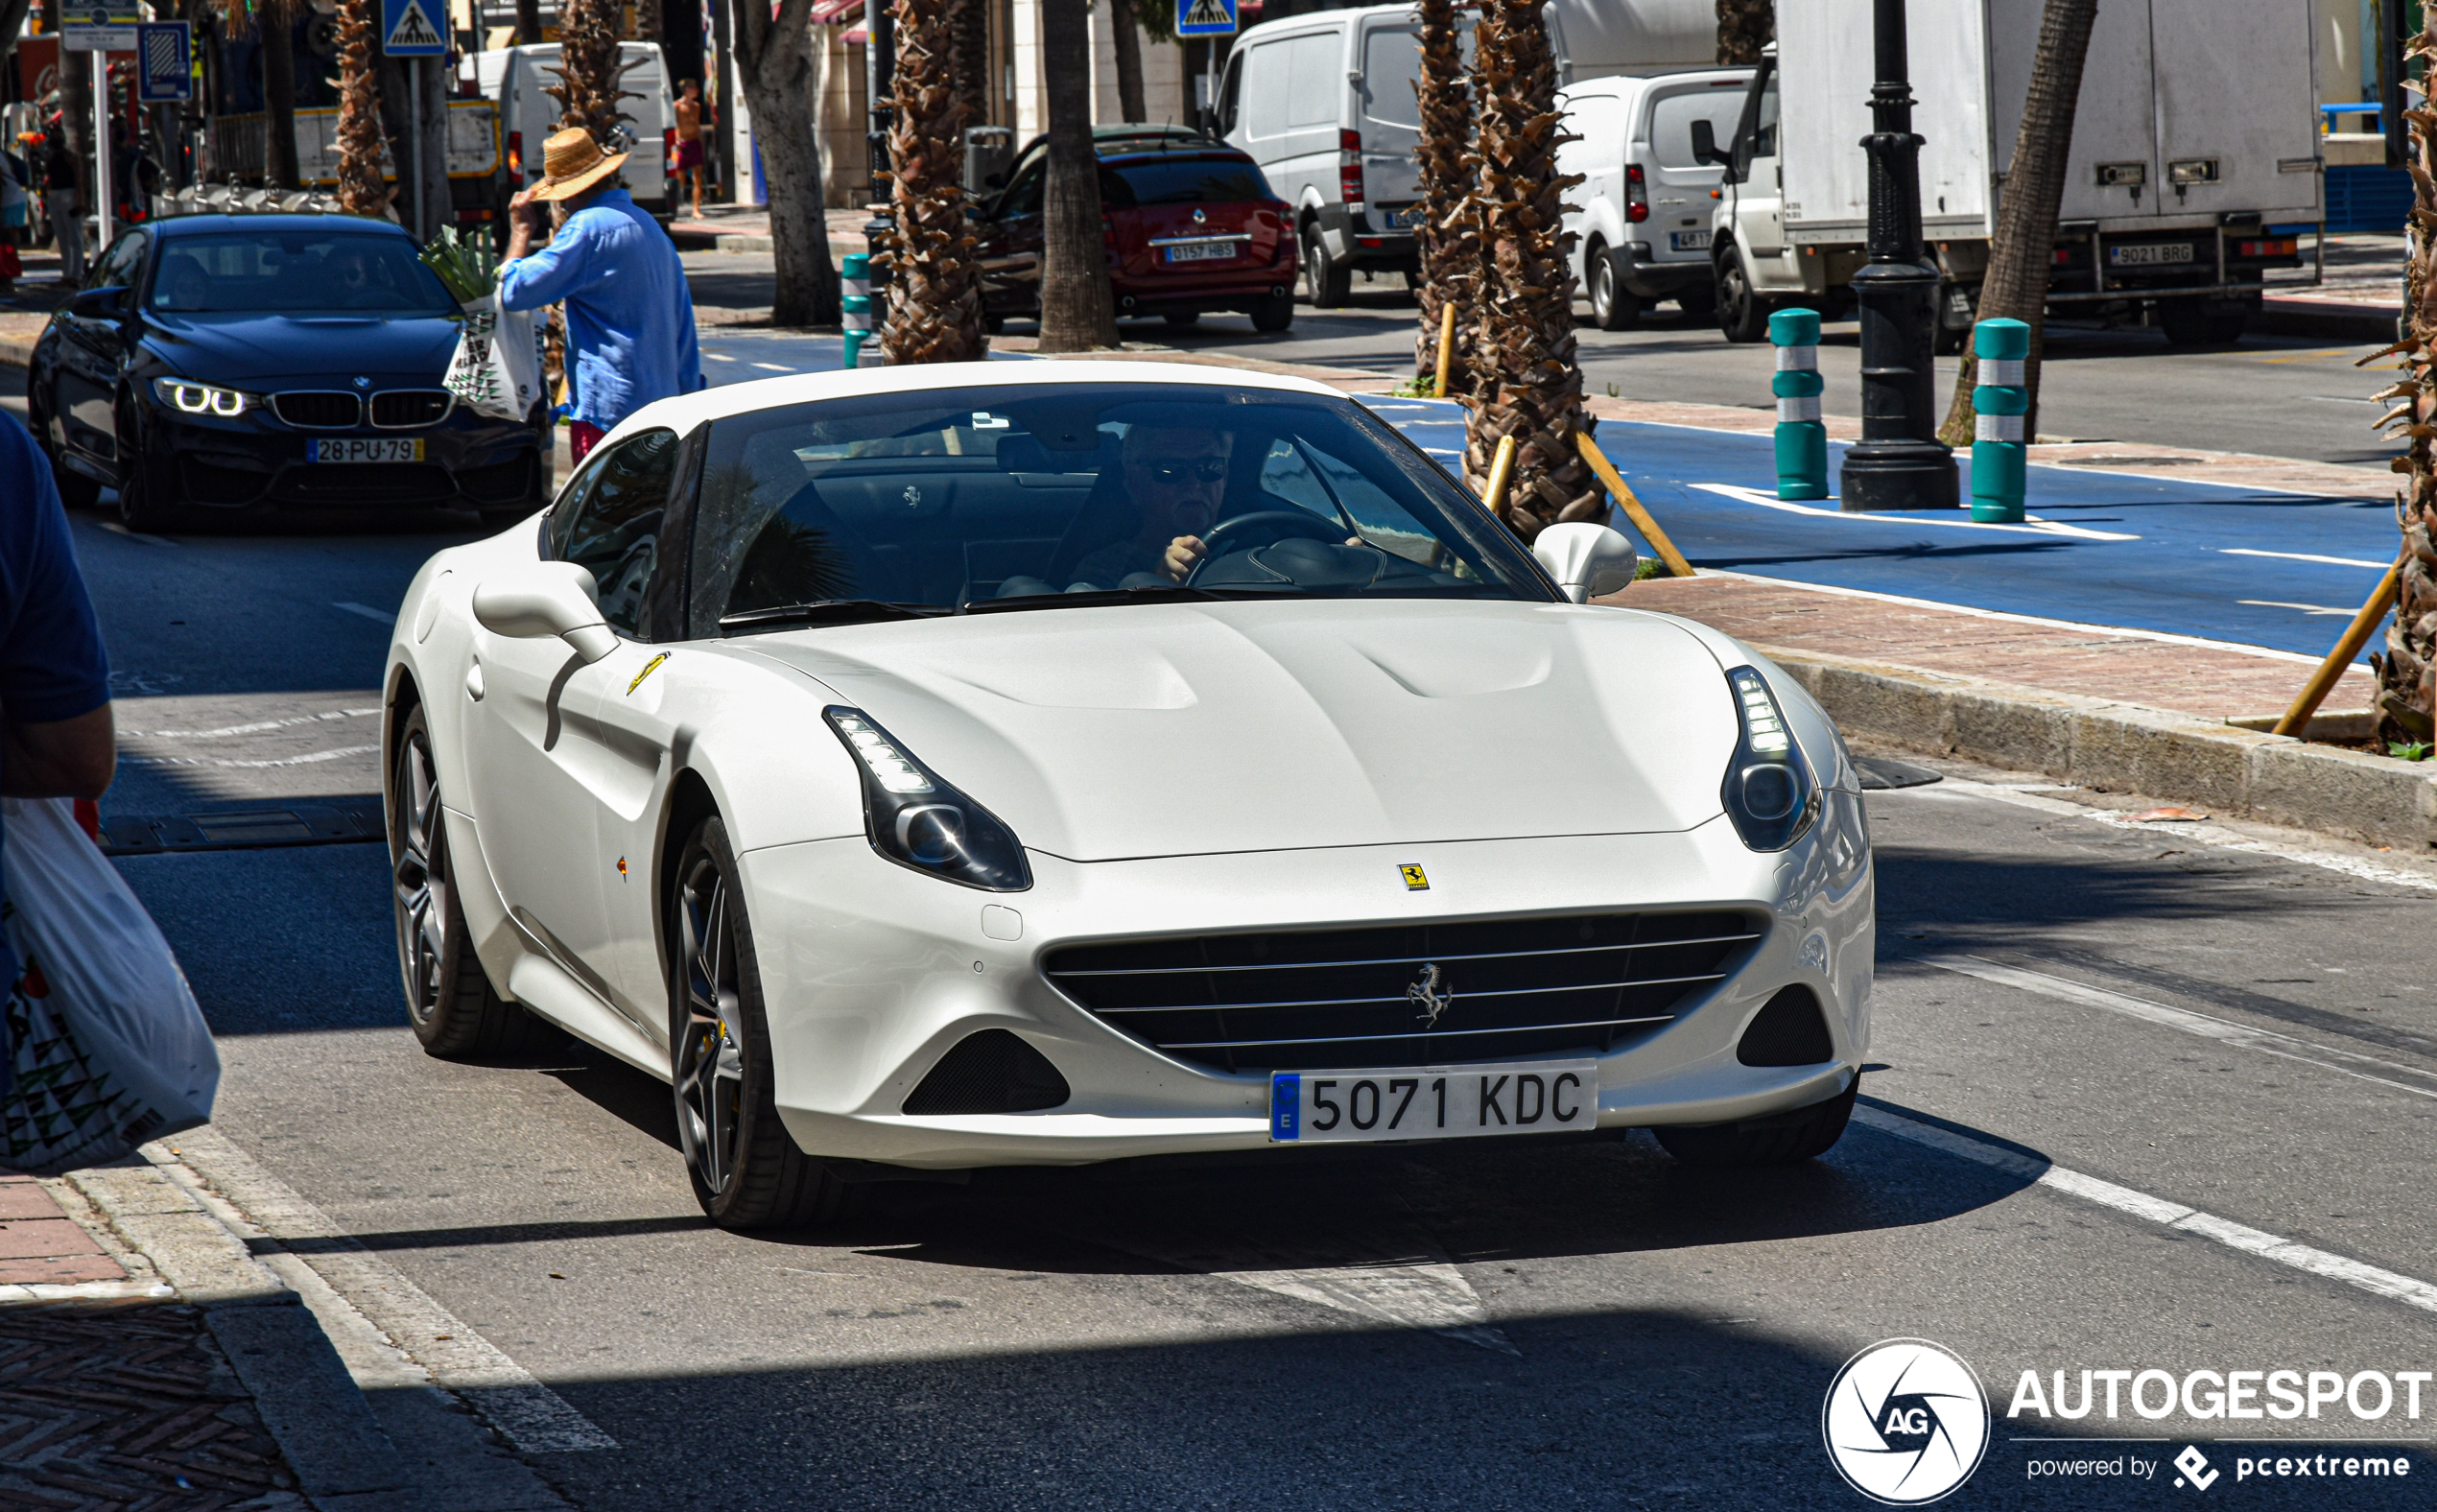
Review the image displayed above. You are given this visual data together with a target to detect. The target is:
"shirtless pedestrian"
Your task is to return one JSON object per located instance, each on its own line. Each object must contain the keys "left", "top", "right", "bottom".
{"left": 674, "top": 81, "right": 709, "bottom": 220}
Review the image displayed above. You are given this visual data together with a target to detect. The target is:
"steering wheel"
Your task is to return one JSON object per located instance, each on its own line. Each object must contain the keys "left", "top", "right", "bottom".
{"left": 1186, "top": 510, "right": 1348, "bottom": 581}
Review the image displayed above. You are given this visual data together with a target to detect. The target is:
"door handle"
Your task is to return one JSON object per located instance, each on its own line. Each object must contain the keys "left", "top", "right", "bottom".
{"left": 464, "top": 660, "right": 485, "bottom": 702}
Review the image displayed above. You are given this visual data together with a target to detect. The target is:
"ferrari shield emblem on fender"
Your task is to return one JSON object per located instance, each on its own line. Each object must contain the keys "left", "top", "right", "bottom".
{"left": 1399, "top": 863, "right": 1429, "bottom": 890}
{"left": 627, "top": 651, "right": 669, "bottom": 696}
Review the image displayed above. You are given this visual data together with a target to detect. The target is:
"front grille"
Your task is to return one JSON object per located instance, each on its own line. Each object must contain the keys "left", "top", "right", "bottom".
{"left": 370, "top": 390, "right": 452, "bottom": 428}
{"left": 272, "top": 391, "right": 362, "bottom": 429}
{"left": 456, "top": 452, "right": 535, "bottom": 505}
{"left": 179, "top": 457, "right": 270, "bottom": 506}
{"left": 270, "top": 462, "right": 458, "bottom": 507}
{"left": 1044, "top": 910, "right": 1761, "bottom": 1074}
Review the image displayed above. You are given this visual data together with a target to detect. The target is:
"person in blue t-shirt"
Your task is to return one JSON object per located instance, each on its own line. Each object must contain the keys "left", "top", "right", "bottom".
{"left": 0, "top": 413, "right": 117, "bottom": 1075}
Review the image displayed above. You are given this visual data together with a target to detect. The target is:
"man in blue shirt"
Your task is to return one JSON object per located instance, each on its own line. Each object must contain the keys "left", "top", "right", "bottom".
{"left": 500, "top": 128, "right": 705, "bottom": 464}
{"left": 2, "top": 414, "right": 117, "bottom": 1072}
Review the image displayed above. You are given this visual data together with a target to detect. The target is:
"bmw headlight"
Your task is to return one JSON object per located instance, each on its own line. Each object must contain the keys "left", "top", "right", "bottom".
{"left": 824, "top": 707, "right": 1031, "bottom": 891}
{"left": 152, "top": 376, "right": 259, "bottom": 416}
{"left": 1720, "top": 666, "right": 1818, "bottom": 852}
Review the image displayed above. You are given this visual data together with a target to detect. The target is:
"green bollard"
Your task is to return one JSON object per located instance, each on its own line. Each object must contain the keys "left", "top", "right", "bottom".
{"left": 1970, "top": 318, "right": 2030, "bottom": 523}
{"left": 842, "top": 253, "right": 873, "bottom": 369}
{"left": 1768, "top": 307, "right": 1827, "bottom": 501}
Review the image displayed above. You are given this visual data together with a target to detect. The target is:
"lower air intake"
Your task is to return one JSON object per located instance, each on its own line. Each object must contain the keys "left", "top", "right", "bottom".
{"left": 1736, "top": 984, "right": 1836, "bottom": 1067}
{"left": 901, "top": 1029, "right": 1071, "bottom": 1115}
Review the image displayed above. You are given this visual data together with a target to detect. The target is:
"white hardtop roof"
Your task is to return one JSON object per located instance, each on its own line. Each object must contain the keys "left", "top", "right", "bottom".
{"left": 1558, "top": 65, "right": 1754, "bottom": 101}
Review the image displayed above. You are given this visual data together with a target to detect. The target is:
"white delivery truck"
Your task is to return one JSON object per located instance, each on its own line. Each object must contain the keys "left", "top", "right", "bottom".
{"left": 471, "top": 44, "right": 676, "bottom": 223}
{"left": 1218, "top": 0, "right": 1716, "bottom": 306}
{"left": 1555, "top": 68, "right": 1752, "bottom": 328}
{"left": 1705, "top": 0, "right": 2322, "bottom": 347}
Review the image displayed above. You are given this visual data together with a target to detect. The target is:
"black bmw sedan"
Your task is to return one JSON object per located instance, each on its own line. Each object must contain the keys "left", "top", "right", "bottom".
{"left": 27, "top": 214, "right": 547, "bottom": 532}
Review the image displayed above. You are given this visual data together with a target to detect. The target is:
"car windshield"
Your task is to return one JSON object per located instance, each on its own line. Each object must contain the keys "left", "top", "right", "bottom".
{"left": 1100, "top": 156, "right": 1273, "bottom": 208}
{"left": 689, "top": 383, "right": 1550, "bottom": 634}
{"left": 149, "top": 230, "right": 458, "bottom": 316}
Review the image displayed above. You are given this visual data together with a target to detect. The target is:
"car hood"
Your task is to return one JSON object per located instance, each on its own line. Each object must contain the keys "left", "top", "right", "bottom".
{"left": 141, "top": 311, "right": 461, "bottom": 385}
{"left": 738, "top": 600, "right": 1741, "bottom": 862}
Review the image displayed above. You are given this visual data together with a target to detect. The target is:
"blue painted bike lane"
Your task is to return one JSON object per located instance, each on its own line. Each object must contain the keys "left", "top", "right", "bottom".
{"left": 1359, "top": 396, "right": 2398, "bottom": 663}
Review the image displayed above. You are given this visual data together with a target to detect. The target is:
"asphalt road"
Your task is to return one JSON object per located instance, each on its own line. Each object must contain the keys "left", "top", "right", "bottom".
{"left": 49, "top": 501, "right": 2437, "bottom": 1510}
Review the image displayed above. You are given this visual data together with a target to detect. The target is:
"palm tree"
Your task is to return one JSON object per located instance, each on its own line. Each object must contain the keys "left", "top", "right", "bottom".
{"left": 634, "top": 0, "right": 661, "bottom": 44}
{"left": 949, "top": 0, "right": 990, "bottom": 130}
{"left": 548, "top": 0, "right": 627, "bottom": 141}
{"left": 1714, "top": 0, "right": 1771, "bottom": 65}
{"left": 1037, "top": 0, "right": 1117, "bottom": 350}
{"left": 1107, "top": 0, "right": 1146, "bottom": 124}
{"left": 332, "top": 0, "right": 389, "bottom": 214}
{"left": 515, "top": 0, "right": 543, "bottom": 45}
{"left": 210, "top": 0, "right": 301, "bottom": 188}
{"left": 2373, "top": 14, "right": 2437, "bottom": 744}
{"left": 726, "top": 0, "right": 841, "bottom": 325}
{"left": 1934, "top": 0, "right": 2097, "bottom": 447}
{"left": 1410, "top": 0, "right": 1473, "bottom": 387}
{"left": 1459, "top": 0, "right": 1597, "bottom": 538}
{"left": 880, "top": 0, "right": 984, "bottom": 362}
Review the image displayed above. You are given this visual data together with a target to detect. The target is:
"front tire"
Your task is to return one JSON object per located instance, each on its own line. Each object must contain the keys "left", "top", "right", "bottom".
{"left": 1714, "top": 247, "right": 1770, "bottom": 343}
{"left": 390, "top": 705, "right": 558, "bottom": 1057}
{"left": 1588, "top": 244, "right": 1641, "bottom": 331}
{"left": 34, "top": 384, "right": 101, "bottom": 509}
{"left": 114, "top": 407, "right": 178, "bottom": 533}
{"left": 669, "top": 815, "right": 848, "bottom": 1231}
{"left": 1652, "top": 1078, "right": 1857, "bottom": 1167}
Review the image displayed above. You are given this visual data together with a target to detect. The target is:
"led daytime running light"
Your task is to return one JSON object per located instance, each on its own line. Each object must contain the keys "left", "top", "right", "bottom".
{"left": 153, "top": 377, "right": 254, "bottom": 416}
{"left": 831, "top": 713, "right": 935, "bottom": 795}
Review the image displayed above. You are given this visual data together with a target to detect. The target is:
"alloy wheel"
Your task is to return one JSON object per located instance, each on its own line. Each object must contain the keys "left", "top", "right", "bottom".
{"left": 673, "top": 853, "right": 746, "bottom": 1198}
{"left": 391, "top": 733, "right": 449, "bottom": 1030}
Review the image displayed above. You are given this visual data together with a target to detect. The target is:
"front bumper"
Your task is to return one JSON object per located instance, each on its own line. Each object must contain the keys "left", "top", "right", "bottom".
{"left": 742, "top": 794, "right": 1874, "bottom": 1169}
{"left": 135, "top": 397, "right": 544, "bottom": 512}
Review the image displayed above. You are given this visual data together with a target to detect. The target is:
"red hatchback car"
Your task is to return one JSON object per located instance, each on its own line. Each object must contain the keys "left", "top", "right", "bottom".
{"left": 975, "top": 129, "right": 1298, "bottom": 334}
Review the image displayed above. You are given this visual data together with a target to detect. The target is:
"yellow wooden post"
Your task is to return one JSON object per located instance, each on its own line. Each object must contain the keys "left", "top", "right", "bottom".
{"left": 2272, "top": 555, "right": 2403, "bottom": 737}
{"left": 1433, "top": 303, "right": 1456, "bottom": 399}
{"left": 1575, "top": 432, "right": 1694, "bottom": 579}
{"left": 1480, "top": 434, "right": 1519, "bottom": 519}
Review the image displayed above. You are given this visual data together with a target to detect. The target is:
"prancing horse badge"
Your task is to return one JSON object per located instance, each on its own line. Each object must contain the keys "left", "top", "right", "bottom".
{"left": 1399, "top": 863, "right": 1429, "bottom": 890}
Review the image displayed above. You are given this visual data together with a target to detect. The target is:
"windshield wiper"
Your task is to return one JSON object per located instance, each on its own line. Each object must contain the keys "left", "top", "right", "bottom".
{"left": 720, "top": 600, "right": 950, "bottom": 633}
{"left": 962, "top": 583, "right": 1266, "bottom": 614}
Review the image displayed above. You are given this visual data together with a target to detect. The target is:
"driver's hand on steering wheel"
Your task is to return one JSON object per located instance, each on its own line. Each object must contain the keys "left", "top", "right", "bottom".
{"left": 1161, "top": 534, "right": 1208, "bottom": 582}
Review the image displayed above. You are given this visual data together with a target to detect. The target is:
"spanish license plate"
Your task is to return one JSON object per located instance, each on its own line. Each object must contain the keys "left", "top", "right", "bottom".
{"left": 1383, "top": 205, "right": 1425, "bottom": 227}
{"left": 2109, "top": 242, "right": 2193, "bottom": 267}
{"left": 308, "top": 437, "right": 423, "bottom": 463}
{"left": 1163, "top": 239, "right": 1238, "bottom": 263}
{"left": 1669, "top": 228, "right": 1712, "bottom": 250}
{"left": 1269, "top": 1059, "right": 1597, "bottom": 1144}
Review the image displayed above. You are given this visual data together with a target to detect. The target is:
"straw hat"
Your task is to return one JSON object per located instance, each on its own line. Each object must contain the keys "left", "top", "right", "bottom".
{"left": 532, "top": 128, "right": 627, "bottom": 201}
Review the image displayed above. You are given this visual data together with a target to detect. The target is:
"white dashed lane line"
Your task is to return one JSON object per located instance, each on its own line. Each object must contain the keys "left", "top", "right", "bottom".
{"left": 119, "top": 744, "right": 380, "bottom": 769}
{"left": 2221, "top": 547, "right": 2390, "bottom": 570}
{"left": 1855, "top": 1104, "right": 2437, "bottom": 1317}
{"left": 126, "top": 708, "right": 383, "bottom": 740}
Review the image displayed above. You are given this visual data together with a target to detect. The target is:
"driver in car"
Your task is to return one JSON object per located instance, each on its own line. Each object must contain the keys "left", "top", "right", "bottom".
{"left": 1073, "top": 426, "right": 1234, "bottom": 586}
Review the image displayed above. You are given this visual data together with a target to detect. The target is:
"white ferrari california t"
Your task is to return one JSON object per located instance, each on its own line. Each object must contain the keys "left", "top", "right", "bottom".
{"left": 383, "top": 361, "right": 1874, "bottom": 1229}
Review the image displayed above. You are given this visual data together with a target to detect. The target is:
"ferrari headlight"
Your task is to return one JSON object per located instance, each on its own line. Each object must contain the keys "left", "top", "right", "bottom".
{"left": 152, "top": 376, "right": 258, "bottom": 416}
{"left": 824, "top": 707, "right": 1031, "bottom": 891}
{"left": 1720, "top": 666, "right": 1818, "bottom": 852}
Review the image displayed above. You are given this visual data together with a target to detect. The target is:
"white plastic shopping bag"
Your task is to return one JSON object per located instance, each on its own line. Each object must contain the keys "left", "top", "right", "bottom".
{"left": 2, "top": 797, "right": 220, "bottom": 1174}
{"left": 442, "top": 292, "right": 547, "bottom": 422}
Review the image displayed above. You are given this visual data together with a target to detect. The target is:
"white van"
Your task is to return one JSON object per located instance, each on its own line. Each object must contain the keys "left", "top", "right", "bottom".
{"left": 1219, "top": 0, "right": 1721, "bottom": 308}
{"left": 1555, "top": 68, "right": 1752, "bottom": 328}
{"left": 470, "top": 44, "right": 675, "bottom": 220}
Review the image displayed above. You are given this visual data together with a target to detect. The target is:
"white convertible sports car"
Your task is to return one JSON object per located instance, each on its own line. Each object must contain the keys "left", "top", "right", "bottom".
{"left": 384, "top": 362, "right": 1873, "bottom": 1229}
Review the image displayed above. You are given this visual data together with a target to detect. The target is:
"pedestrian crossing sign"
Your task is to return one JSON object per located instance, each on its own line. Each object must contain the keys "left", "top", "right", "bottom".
{"left": 1176, "top": 0, "right": 1235, "bottom": 37}
{"left": 135, "top": 21, "right": 193, "bottom": 101}
{"left": 381, "top": 0, "right": 446, "bottom": 56}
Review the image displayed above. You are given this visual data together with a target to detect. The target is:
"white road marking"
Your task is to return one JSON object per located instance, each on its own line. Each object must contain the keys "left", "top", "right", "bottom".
{"left": 1117, "top": 1232, "right": 1516, "bottom": 1355}
{"left": 1932, "top": 778, "right": 2437, "bottom": 892}
{"left": 705, "top": 351, "right": 738, "bottom": 361}
{"left": 2221, "top": 547, "right": 2391, "bottom": 569}
{"left": 1915, "top": 954, "right": 2437, "bottom": 1102}
{"left": 162, "top": 1128, "right": 619, "bottom": 1453}
{"left": 97, "top": 521, "right": 177, "bottom": 545}
{"left": 1853, "top": 1105, "right": 2437, "bottom": 1316}
{"left": 1689, "top": 481, "right": 2141, "bottom": 541}
{"left": 750, "top": 362, "right": 794, "bottom": 371}
{"left": 127, "top": 707, "right": 383, "bottom": 740}
{"left": 120, "top": 743, "right": 380, "bottom": 769}
{"left": 2239, "top": 598, "right": 2357, "bottom": 616}
{"left": 333, "top": 602, "right": 395, "bottom": 625}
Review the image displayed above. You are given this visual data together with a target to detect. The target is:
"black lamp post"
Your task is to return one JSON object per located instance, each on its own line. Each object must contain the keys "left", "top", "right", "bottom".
{"left": 864, "top": 7, "right": 898, "bottom": 319}
{"left": 1839, "top": 0, "right": 1958, "bottom": 510}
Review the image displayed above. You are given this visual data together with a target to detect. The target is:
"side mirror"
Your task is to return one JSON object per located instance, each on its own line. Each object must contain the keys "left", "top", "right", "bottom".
{"left": 472, "top": 561, "right": 618, "bottom": 662}
{"left": 71, "top": 285, "right": 129, "bottom": 318}
{"left": 1532, "top": 523, "right": 1640, "bottom": 604}
{"left": 1691, "top": 119, "right": 1725, "bottom": 169}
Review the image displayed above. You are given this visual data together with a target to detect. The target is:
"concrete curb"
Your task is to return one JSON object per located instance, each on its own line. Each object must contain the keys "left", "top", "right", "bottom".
{"left": 1756, "top": 644, "right": 2437, "bottom": 850}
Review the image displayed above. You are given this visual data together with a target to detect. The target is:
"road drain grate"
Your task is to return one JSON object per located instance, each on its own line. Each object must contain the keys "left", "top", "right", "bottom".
{"left": 102, "top": 800, "right": 387, "bottom": 855}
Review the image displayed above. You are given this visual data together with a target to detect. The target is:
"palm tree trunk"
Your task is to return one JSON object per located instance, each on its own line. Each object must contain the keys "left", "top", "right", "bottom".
{"left": 636, "top": 0, "right": 662, "bottom": 44}
{"left": 1410, "top": 0, "right": 1472, "bottom": 386}
{"left": 2374, "top": 13, "right": 2437, "bottom": 745}
{"left": 728, "top": 0, "right": 840, "bottom": 325}
{"left": 549, "top": 0, "right": 627, "bottom": 140}
{"left": 261, "top": 0, "right": 302, "bottom": 189}
{"left": 333, "top": 0, "right": 388, "bottom": 215}
{"left": 881, "top": 0, "right": 984, "bottom": 362}
{"left": 1934, "top": 0, "right": 2096, "bottom": 448}
{"left": 1038, "top": 0, "right": 1117, "bottom": 350}
{"left": 1107, "top": 0, "right": 1145, "bottom": 124}
{"left": 949, "top": 0, "right": 990, "bottom": 134}
{"left": 1714, "top": 0, "right": 1771, "bottom": 65}
{"left": 515, "top": 0, "right": 544, "bottom": 45}
{"left": 1460, "top": 0, "right": 1595, "bottom": 539}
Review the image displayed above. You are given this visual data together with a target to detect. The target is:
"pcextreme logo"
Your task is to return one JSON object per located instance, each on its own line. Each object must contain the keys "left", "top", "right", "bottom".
{"left": 1823, "top": 1338, "right": 1992, "bottom": 1505}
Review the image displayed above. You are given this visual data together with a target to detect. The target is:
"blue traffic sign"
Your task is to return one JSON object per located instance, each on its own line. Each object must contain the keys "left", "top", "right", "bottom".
{"left": 1176, "top": 0, "right": 1235, "bottom": 37}
{"left": 135, "top": 21, "right": 193, "bottom": 102}
{"left": 380, "top": 0, "right": 447, "bottom": 57}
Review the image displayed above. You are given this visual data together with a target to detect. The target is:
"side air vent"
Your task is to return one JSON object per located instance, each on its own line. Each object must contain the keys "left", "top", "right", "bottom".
{"left": 901, "top": 1029, "right": 1071, "bottom": 1115}
{"left": 1736, "top": 984, "right": 1836, "bottom": 1067}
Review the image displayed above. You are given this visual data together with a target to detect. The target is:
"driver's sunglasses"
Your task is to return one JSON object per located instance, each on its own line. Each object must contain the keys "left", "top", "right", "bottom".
{"left": 1146, "top": 458, "right": 1228, "bottom": 485}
